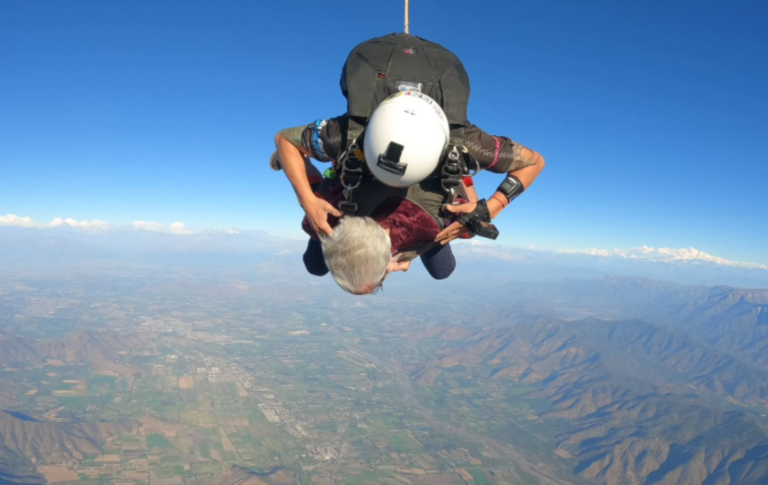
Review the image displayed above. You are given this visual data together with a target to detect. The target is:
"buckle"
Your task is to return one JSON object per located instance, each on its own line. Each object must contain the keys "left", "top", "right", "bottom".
{"left": 440, "top": 177, "right": 460, "bottom": 194}
{"left": 441, "top": 160, "right": 462, "bottom": 192}
{"left": 339, "top": 200, "right": 358, "bottom": 216}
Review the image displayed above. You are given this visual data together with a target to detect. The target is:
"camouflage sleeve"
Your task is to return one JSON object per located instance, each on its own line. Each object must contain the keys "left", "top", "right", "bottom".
{"left": 277, "top": 125, "right": 306, "bottom": 147}
{"left": 464, "top": 124, "right": 536, "bottom": 174}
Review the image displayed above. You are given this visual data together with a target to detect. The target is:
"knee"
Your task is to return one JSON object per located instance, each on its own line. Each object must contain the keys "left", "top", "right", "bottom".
{"left": 303, "top": 240, "right": 329, "bottom": 276}
{"left": 422, "top": 245, "right": 456, "bottom": 280}
{"left": 428, "top": 260, "right": 455, "bottom": 280}
{"left": 303, "top": 254, "right": 329, "bottom": 277}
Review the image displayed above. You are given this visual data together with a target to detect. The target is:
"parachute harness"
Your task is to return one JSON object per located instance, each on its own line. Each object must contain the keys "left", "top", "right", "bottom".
{"left": 440, "top": 146, "right": 465, "bottom": 203}
{"left": 337, "top": 137, "right": 479, "bottom": 211}
{"left": 338, "top": 142, "right": 366, "bottom": 216}
{"left": 441, "top": 142, "right": 498, "bottom": 240}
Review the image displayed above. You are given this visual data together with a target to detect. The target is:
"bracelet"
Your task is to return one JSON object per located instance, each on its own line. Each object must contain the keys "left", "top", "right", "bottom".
{"left": 491, "top": 192, "right": 509, "bottom": 209}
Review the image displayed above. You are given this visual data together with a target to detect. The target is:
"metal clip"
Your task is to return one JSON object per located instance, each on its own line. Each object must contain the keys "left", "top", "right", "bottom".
{"left": 461, "top": 146, "right": 480, "bottom": 176}
{"left": 341, "top": 172, "right": 362, "bottom": 191}
{"left": 340, "top": 144, "right": 364, "bottom": 191}
{"left": 441, "top": 148, "right": 462, "bottom": 194}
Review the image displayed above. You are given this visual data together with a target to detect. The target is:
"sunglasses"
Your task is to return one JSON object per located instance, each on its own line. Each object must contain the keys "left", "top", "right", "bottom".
{"left": 370, "top": 272, "right": 389, "bottom": 295}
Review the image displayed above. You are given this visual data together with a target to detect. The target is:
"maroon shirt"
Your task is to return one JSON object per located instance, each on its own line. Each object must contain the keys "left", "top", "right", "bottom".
{"left": 302, "top": 186, "right": 441, "bottom": 258}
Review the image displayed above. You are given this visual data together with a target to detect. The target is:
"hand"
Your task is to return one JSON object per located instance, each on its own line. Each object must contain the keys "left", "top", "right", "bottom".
{"left": 301, "top": 196, "right": 342, "bottom": 236}
{"left": 434, "top": 202, "right": 475, "bottom": 245}
{"left": 387, "top": 260, "right": 411, "bottom": 273}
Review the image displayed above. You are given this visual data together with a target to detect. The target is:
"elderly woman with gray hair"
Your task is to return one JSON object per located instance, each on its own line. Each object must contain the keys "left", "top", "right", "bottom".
{"left": 272, "top": 139, "right": 463, "bottom": 295}
{"left": 314, "top": 216, "right": 393, "bottom": 295}
{"left": 302, "top": 204, "right": 460, "bottom": 295}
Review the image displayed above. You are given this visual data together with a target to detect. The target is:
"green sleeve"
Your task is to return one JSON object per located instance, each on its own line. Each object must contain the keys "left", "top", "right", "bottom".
{"left": 277, "top": 125, "right": 306, "bottom": 148}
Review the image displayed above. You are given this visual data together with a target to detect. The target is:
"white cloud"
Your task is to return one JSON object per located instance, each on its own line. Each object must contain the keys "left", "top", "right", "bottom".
{"left": 131, "top": 220, "right": 167, "bottom": 232}
{"left": 169, "top": 222, "right": 192, "bottom": 235}
{"left": 50, "top": 217, "right": 110, "bottom": 230}
{"left": 2, "top": 214, "right": 194, "bottom": 234}
{"left": 560, "top": 245, "right": 767, "bottom": 270}
{"left": 0, "top": 214, "right": 36, "bottom": 228}
{"left": 1, "top": 213, "right": 110, "bottom": 230}
{"left": 132, "top": 220, "right": 192, "bottom": 234}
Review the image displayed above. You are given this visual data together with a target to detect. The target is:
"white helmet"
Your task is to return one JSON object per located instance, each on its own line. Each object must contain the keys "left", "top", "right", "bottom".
{"left": 363, "top": 91, "right": 450, "bottom": 187}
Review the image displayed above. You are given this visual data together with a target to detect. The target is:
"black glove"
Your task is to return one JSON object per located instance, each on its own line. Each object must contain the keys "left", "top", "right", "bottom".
{"left": 456, "top": 199, "right": 500, "bottom": 240}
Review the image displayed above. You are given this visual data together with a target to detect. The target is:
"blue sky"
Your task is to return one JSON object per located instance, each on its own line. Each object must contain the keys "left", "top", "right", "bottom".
{"left": 1, "top": 0, "right": 766, "bottom": 264}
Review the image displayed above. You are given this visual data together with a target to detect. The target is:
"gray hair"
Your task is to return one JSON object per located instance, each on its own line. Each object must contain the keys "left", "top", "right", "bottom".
{"left": 320, "top": 216, "right": 391, "bottom": 295}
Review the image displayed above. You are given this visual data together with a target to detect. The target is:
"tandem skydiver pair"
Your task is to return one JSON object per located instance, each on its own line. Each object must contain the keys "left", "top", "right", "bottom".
{"left": 273, "top": 33, "right": 545, "bottom": 295}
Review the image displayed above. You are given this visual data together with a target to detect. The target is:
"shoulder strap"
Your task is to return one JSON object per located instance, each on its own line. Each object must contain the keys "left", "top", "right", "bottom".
{"left": 441, "top": 126, "right": 478, "bottom": 203}
{"left": 337, "top": 116, "right": 367, "bottom": 216}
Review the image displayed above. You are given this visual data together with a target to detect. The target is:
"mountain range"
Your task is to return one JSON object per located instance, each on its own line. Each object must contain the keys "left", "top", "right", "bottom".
{"left": 0, "top": 330, "right": 149, "bottom": 374}
{"left": 2, "top": 225, "right": 767, "bottom": 288}
{"left": 410, "top": 276, "right": 768, "bottom": 484}
{"left": 2, "top": 225, "right": 768, "bottom": 484}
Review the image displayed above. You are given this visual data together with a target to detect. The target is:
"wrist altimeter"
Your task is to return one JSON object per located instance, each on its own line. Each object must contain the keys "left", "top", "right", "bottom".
{"left": 497, "top": 174, "right": 525, "bottom": 203}
{"left": 456, "top": 199, "right": 500, "bottom": 240}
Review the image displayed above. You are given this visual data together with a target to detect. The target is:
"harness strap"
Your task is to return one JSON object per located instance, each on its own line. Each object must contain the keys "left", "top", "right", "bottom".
{"left": 441, "top": 147, "right": 464, "bottom": 203}
{"left": 338, "top": 117, "right": 367, "bottom": 215}
{"left": 338, "top": 119, "right": 477, "bottom": 215}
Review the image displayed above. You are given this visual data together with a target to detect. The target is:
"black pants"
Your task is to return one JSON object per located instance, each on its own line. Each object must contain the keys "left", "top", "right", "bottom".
{"left": 303, "top": 238, "right": 456, "bottom": 280}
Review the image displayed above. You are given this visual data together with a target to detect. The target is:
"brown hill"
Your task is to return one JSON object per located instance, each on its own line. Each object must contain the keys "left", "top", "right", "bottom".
{"left": 412, "top": 318, "right": 768, "bottom": 485}
{"left": 0, "top": 329, "right": 148, "bottom": 374}
{"left": 475, "top": 277, "right": 768, "bottom": 369}
{"left": 0, "top": 410, "right": 137, "bottom": 483}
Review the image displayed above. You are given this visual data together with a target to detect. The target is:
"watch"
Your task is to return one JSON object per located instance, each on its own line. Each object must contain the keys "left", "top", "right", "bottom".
{"left": 497, "top": 174, "right": 525, "bottom": 203}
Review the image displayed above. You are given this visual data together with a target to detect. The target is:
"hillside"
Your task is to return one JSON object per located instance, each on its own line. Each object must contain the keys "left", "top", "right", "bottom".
{"left": 0, "top": 411, "right": 137, "bottom": 483}
{"left": 0, "top": 330, "right": 148, "bottom": 374}
{"left": 411, "top": 315, "right": 768, "bottom": 485}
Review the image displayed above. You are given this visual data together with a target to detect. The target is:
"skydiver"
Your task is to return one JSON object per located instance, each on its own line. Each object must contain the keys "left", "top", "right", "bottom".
{"left": 273, "top": 33, "right": 545, "bottom": 295}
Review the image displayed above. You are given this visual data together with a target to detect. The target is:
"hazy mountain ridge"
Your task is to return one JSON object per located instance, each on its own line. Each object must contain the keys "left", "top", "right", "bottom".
{"left": 0, "top": 330, "right": 149, "bottom": 375}
{"left": 3, "top": 225, "right": 768, "bottom": 288}
{"left": 567, "top": 404, "right": 768, "bottom": 485}
{"left": 602, "top": 321, "right": 768, "bottom": 404}
{"left": 453, "top": 246, "right": 768, "bottom": 288}
{"left": 0, "top": 411, "right": 137, "bottom": 483}
{"left": 472, "top": 276, "right": 768, "bottom": 370}
{"left": 0, "top": 225, "right": 302, "bottom": 257}
{"left": 3, "top": 226, "right": 768, "bottom": 484}
{"left": 407, "top": 275, "right": 768, "bottom": 485}
{"left": 0, "top": 410, "right": 136, "bottom": 463}
{"left": 412, "top": 319, "right": 768, "bottom": 484}
{"left": 0, "top": 329, "right": 149, "bottom": 482}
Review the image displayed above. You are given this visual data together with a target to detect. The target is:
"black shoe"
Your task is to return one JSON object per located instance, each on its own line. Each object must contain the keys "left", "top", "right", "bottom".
{"left": 269, "top": 151, "right": 282, "bottom": 171}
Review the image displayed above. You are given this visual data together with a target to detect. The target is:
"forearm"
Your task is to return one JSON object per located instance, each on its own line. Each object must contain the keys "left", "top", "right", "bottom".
{"left": 275, "top": 134, "right": 315, "bottom": 206}
{"left": 487, "top": 152, "right": 545, "bottom": 218}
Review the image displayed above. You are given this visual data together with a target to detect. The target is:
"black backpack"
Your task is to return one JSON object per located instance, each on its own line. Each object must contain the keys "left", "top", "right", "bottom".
{"left": 340, "top": 33, "right": 471, "bottom": 145}
{"left": 336, "top": 33, "right": 474, "bottom": 216}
